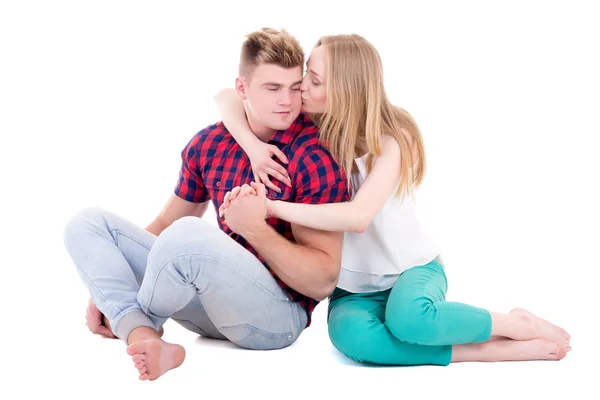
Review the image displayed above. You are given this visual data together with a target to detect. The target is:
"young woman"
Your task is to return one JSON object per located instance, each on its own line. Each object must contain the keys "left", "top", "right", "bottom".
{"left": 215, "top": 34, "right": 571, "bottom": 365}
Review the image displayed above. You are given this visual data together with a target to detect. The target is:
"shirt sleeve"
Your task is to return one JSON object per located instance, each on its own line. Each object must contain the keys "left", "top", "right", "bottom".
{"left": 294, "top": 146, "right": 351, "bottom": 205}
{"left": 174, "top": 134, "right": 210, "bottom": 203}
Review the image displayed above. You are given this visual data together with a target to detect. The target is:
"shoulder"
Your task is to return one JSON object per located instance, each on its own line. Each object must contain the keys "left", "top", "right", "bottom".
{"left": 289, "top": 112, "right": 319, "bottom": 147}
{"left": 181, "top": 121, "right": 230, "bottom": 154}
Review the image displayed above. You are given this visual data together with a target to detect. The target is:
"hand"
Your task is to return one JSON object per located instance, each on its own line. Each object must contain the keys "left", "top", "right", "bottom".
{"left": 247, "top": 141, "right": 292, "bottom": 193}
{"left": 219, "top": 182, "right": 275, "bottom": 219}
{"left": 219, "top": 184, "right": 255, "bottom": 218}
{"left": 222, "top": 183, "right": 268, "bottom": 235}
{"left": 86, "top": 298, "right": 116, "bottom": 338}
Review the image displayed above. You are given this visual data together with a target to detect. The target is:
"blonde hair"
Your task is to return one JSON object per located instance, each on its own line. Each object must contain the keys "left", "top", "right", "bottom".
{"left": 239, "top": 28, "right": 304, "bottom": 79}
{"left": 311, "top": 34, "right": 426, "bottom": 198}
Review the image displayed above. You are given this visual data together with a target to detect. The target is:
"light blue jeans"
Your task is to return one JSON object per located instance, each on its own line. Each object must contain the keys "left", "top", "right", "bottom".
{"left": 63, "top": 207, "right": 307, "bottom": 350}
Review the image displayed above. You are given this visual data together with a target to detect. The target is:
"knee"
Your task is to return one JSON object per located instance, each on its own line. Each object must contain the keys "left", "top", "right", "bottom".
{"left": 63, "top": 207, "right": 109, "bottom": 246}
{"left": 385, "top": 298, "right": 438, "bottom": 344}
{"left": 328, "top": 308, "right": 374, "bottom": 363}
{"left": 155, "top": 216, "right": 214, "bottom": 248}
{"left": 147, "top": 217, "right": 215, "bottom": 279}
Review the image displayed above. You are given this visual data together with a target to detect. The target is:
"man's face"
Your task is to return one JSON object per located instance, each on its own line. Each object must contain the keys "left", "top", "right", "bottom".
{"left": 241, "top": 63, "right": 303, "bottom": 131}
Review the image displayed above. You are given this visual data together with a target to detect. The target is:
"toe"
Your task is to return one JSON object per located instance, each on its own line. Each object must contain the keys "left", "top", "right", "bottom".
{"left": 132, "top": 354, "right": 145, "bottom": 363}
{"left": 139, "top": 373, "right": 149, "bottom": 381}
{"left": 135, "top": 361, "right": 145, "bottom": 369}
{"left": 126, "top": 342, "right": 146, "bottom": 356}
{"left": 555, "top": 345, "right": 566, "bottom": 359}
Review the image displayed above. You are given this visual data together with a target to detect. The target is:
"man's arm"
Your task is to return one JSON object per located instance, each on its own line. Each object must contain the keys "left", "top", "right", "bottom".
{"left": 146, "top": 194, "right": 210, "bottom": 236}
{"left": 224, "top": 182, "right": 343, "bottom": 301}
{"left": 243, "top": 221, "right": 342, "bottom": 301}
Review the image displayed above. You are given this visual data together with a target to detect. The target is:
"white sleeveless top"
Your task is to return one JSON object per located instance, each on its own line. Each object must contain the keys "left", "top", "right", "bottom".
{"left": 337, "top": 154, "right": 442, "bottom": 293}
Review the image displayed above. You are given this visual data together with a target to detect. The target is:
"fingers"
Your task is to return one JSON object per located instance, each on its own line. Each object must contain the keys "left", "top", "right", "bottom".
{"left": 236, "top": 183, "right": 255, "bottom": 196}
{"left": 250, "top": 182, "right": 267, "bottom": 197}
{"left": 268, "top": 160, "right": 291, "bottom": 186}
{"left": 219, "top": 184, "right": 258, "bottom": 218}
{"left": 266, "top": 167, "right": 292, "bottom": 188}
{"left": 259, "top": 172, "right": 281, "bottom": 193}
{"left": 269, "top": 145, "right": 289, "bottom": 164}
{"left": 96, "top": 325, "right": 116, "bottom": 338}
{"left": 230, "top": 186, "right": 242, "bottom": 202}
{"left": 253, "top": 169, "right": 262, "bottom": 184}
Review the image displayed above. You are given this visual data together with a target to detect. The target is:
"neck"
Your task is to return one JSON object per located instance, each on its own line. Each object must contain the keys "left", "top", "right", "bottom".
{"left": 245, "top": 103, "right": 276, "bottom": 143}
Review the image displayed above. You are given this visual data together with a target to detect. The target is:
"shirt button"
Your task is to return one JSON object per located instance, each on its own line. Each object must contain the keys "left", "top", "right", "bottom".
{"left": 216, "top": 181, "right": 221, "bottom": 187}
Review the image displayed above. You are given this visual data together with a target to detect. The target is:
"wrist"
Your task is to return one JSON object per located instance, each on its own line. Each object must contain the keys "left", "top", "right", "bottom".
{"left": 241, "top": 220, "right": 270, "bottom": 242}
{"left": 266, "top": 199, "right": 278, "bottom": 218}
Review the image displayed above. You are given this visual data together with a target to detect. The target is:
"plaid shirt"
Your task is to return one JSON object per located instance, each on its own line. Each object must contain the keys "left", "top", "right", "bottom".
{"left": 174, "top": 113, "right": 350, "bottom": 326}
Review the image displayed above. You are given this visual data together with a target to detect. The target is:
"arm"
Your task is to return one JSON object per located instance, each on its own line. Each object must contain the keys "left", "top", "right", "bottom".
{"left": 214, "top": 88, "right": 291, "bottom": 190}
{"left": 147, "top": 129, "right": 211, "bottom": 236}
{"left": 270, "top": 135, "right": 402, "bottom": 233}
{"left": 214, "top": 88, "right": 259, "bottom": 151}
{"left": 243, "top": 219, "right": 343, "bottom": 301}
{"left": 145, "top": 194, "right": 209, "bottom": 236}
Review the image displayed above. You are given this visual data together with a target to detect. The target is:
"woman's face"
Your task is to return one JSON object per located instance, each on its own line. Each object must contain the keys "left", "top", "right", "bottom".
{"left": 300, "top": 45, "right": 327, "bottom": 114}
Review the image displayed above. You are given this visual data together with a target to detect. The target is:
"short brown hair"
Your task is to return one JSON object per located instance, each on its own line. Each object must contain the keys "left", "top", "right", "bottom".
{"left": 239, "top": 27, "right": 304, "bottom": 79}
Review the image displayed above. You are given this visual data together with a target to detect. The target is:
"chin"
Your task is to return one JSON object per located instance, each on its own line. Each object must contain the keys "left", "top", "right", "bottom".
{"left": 272, "top": 122, "right": 293, "bottom": 130}
{"left": 301, "top": 103, "right": 316, "bottom": 114}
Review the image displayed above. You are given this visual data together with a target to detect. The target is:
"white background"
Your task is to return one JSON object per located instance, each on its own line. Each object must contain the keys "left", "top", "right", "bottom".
{"left": 1, "top": 0, "right": 598, "bottom": 398}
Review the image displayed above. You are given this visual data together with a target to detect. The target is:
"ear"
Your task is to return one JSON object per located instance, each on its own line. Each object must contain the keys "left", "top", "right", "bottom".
{"left": 235, "top": 77, "right": 248, "bottom": 100}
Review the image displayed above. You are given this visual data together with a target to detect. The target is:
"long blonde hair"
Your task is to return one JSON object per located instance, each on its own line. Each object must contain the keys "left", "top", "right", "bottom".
{"left": 310, "top": 34, "right": 426, "bottom": 197}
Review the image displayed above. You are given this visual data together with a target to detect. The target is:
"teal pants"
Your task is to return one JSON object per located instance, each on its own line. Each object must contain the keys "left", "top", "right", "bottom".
{"left": 327, "top": 259, "right": 492, "bottom": 366}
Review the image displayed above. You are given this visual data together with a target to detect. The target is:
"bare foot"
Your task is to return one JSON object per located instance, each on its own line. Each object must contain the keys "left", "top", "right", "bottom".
{"left": 510, "top": 308, "right": 570, "bottom": 348}
{"left": 495, "top": 338, "right": 568, "bottom": 361}
{"left": 126, "top": 339, "right": 185, "bottom": 381}
{"left": 452, "top": 338, "right": 568, "bottom": 363}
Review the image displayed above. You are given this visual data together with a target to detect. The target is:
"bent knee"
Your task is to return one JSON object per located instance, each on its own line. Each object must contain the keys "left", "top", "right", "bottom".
{"left": 63, "top": 206, "right": 109, "bottom": 244}
{"left": 385, "top": 300, "right": 438, "bottom": 344}
{"left": 328, "top": 308, "right": 379, "bottom": 362}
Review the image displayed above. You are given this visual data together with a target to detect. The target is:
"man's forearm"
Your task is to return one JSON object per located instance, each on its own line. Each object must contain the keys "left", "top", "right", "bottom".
{"left": 145, "top": 217, "right": 166, "bottom": 236}
{"left": 242, "top": 223, "right": 338, "bottom": 301}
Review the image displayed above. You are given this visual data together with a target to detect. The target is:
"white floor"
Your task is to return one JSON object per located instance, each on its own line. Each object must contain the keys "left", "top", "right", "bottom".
{"left": 6, "top": 240, "right": 596, "bottom": 399}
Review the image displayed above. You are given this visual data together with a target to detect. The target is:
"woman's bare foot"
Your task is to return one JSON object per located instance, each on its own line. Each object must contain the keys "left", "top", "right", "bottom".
{"left": 452, "top": 338, "right": 568, "bottom": 363}
{"left": 510, "top": 308, "right": 570, "bottom": 348}
{"left": 126, "top": 339, "right": 185, "bottom": 381}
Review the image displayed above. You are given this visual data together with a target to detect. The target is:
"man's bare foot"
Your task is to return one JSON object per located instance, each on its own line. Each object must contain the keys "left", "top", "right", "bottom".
{"left": 510, "top": 308, "right": 570, "bottom": 348}
{"left": 126, "top": 339, "right": 185, "bottom": 381}
{"left": 452, "top": 338, "right": 568, "bottom": 363}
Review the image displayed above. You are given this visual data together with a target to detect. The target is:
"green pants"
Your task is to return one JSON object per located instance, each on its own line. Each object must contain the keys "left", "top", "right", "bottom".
{"left": 327, "top": 258, "right": 492, "bottom": 366}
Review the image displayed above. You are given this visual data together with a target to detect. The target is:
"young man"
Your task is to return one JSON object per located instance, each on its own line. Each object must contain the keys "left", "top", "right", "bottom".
{"left": 63, "top": 27, "right": 350, "bottom": 381}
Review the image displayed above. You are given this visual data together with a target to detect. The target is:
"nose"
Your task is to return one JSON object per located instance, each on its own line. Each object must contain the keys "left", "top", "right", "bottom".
{"left": 279, "top": 90, "right": 292, "bottom": 106}
{"left": 300, "top": 77, "right": 308, "bottom": 92}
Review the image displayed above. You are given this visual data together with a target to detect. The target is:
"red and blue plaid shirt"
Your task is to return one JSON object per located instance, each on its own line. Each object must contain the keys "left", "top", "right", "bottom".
{"left": 174, "top": 113, "right": 350, "bottom": 326}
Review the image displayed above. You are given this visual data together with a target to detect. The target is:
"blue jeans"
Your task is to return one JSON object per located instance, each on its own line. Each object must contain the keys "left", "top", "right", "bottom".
{"left": 63, "top": 207, "right": 307, "bottom": 350}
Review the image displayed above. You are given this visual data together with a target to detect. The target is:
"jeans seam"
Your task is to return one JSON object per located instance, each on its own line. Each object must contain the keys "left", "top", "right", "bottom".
{"left": 219, "top": 322, "right": 294, "bottom": 338}
{"left": 144, "top": 251, "right": 291, "bottom": 316}
{"left": 171, "top": 317, "right": 212, "bottom": 337}
{"left": 109, "top": 228, "right": 153, "bottom": 252}
{"left": 70, "top": 258, "right": 126, "bottom": 317}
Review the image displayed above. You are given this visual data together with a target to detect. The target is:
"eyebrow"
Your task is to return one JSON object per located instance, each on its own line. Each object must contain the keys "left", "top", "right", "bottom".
{"left": 309, "top": 69, "right": 321, "bottom": 78}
